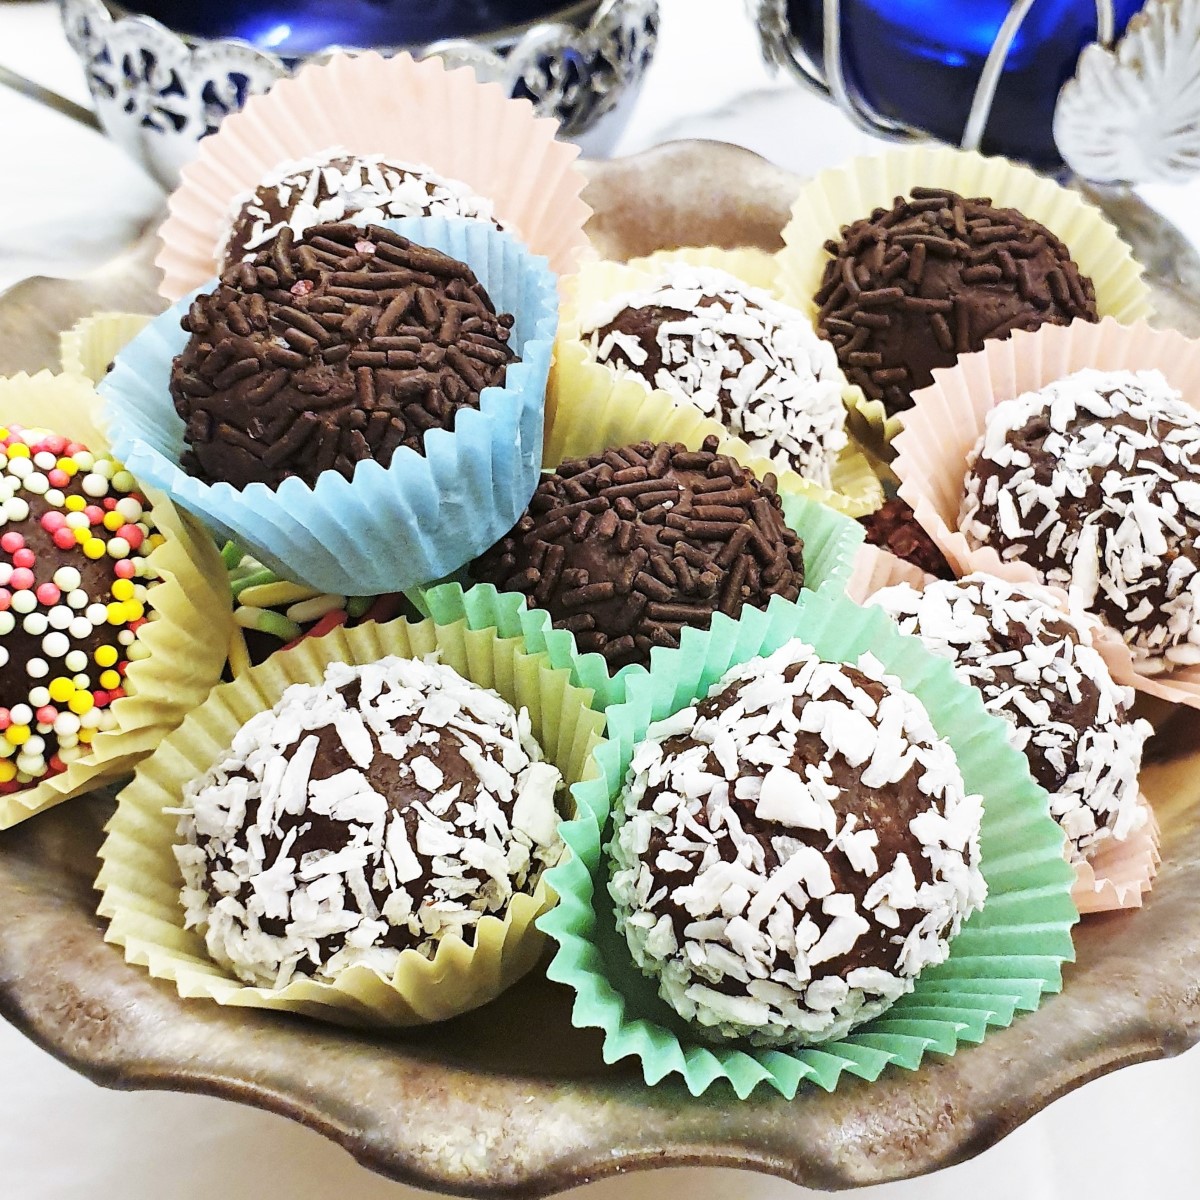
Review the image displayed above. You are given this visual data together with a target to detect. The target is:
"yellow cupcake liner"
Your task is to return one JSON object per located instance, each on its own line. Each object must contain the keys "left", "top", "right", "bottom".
{"left": 96, "top": 614, "right": 608, "bottom": 1026}
{"left": 551, "top": 261, "right": 884, "bottom": 519}
{"left": 850, "top": 538, "right": 1160, "bottom": 915}
{"left": 0, "top": 372, "right": 232, "bottom": 831}
{"left": 776, "top": 145, "right": 1153, "bottom": 461}
{"left": 60, "top": 313, "right": 154, "bottom": 385}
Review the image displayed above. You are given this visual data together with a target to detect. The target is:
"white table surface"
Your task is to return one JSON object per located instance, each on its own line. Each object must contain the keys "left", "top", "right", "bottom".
{"left": 3, "top": 2, "right": 1200, "bottom": 1197}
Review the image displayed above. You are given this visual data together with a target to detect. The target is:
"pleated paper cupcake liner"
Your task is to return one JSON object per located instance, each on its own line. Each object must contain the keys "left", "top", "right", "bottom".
{"left": 96, "top": 612, "right": 608, "bottom": 1026}
{"left": 538, "top": 585, "right": 1078, "bottom": 1099}
{"left": 60, "top": 313, "right": 154, "bottom": 384}
{"left": 1073, "top": 801, "right": 1160, "bottom": 915}
{"left": 155, "top": 50, "right": 591, "bottom": 299}
{"left": 100, "top": 216, "right": 557, "bottom": 598}
{"left": 846, "top": 542, "right": 934, "bottom": 603}
{"left": 546, "top": 335, "right": 883, "bottom": 519}
{"left": 891, "top": 316, "right": 1200, "bottom": 710}
{"left": 776, "top": 145, "right": 1153, "bottom": 461}
{"left": 850, "top": 539, "right": 1161, "bottom": 914}
{"left": 414, "top": 468, "right": 862, "bottom": 712}
{"left": 0, "top": 372, "right": 233, "bottom": 830}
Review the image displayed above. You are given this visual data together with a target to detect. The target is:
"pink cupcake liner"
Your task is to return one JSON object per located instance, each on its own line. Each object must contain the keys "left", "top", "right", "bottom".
{"left": 892, "top": 317, "right": 1200, "bottom": 710}
{"left": 852, "top": 537, "right": 1160, "bottom": 914}
{"left": 155, "top": 51, "right": 591, "bottom": 299}
{"left": 846, "top": 542, "right": 934, "bottom": 604}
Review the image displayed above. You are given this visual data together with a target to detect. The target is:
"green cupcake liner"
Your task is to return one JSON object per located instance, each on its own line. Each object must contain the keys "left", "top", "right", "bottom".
{"left": 413, "top": 489, "right": 864, "bottom": 712}
{"left": 538, "top": 585, "right": 1079, "bottom": 1099}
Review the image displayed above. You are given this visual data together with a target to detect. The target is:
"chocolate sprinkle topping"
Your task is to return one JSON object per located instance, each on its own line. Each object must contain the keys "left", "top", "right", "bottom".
{"left": 170, "top": 222, "right": 516, "bottom": 490}
{"left": 816, "top": 189, "right": 1098, "bottom": 415}
{"left": 471, "top": 437, "right": 806, "bottom": 671}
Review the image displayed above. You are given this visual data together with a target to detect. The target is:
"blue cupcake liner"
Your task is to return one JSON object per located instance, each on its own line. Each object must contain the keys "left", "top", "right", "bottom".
{"left": 99, "top": 217, "right": 558, "bottom": 596}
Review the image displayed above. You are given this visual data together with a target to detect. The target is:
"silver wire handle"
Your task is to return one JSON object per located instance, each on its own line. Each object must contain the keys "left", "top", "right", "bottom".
{"left": 758, "top": 0, "right": 1118, "bottom": 151}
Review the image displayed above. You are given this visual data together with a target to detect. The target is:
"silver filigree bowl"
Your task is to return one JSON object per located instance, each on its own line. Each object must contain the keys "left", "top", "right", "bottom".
{"left": 5, "top": 141, "right": 1200, "bottom": 1196}
{"left": 58, "top": 0, "right": 659, "bottom": 188}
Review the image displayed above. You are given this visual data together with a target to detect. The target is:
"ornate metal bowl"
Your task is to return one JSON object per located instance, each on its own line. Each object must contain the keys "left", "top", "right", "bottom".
{"left": 3, "top": 140, "right": 1200, "bottom": 1195}
{"left": 58, "top": 0, "right": 658, "bottom": 188}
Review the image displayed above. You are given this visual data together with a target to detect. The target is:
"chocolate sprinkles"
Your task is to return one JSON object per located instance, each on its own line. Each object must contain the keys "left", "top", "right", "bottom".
{"left": 170, "top": 222, "right": 516, "bottom": 490}
{"left": 471, "top": 437, "right": 806, "bottom": 671}
{"left": 815, "top": 189, "right": 1098, "bottom": 416}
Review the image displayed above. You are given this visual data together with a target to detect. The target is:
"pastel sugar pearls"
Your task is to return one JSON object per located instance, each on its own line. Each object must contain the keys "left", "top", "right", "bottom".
{"left": 0, "top": 425, "right": 158, "bottom": 791}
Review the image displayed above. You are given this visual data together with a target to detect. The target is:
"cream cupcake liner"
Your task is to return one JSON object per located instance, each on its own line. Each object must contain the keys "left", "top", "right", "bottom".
{"left": 97, "top": 614, "right": 607, "bottom": 1026}
{"left": 893, "top": 316, "right": 1200, "bottom": 709}
{"left": 850, "top": 520, "right": 1161, "bottom": 914}
{"left": 776, "top": 145, "right": 1153, "bottom": 461}
{"left": 155, "top": 50, "right": 590, "bottom": 299}
{"left": 0, "top": 372, "right": 232, "bottom": 830}
{"left": 60, "top": 313, "right": 154, "bottom": 384}
{"left": 550, "top": 283, "right": 884, "bottom": 520}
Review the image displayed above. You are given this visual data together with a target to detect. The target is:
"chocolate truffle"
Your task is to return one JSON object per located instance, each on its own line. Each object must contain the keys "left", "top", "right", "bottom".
{"left": 816, "top": 188, "right": 1098, "bottom": 415}
{"left": 608, "top": 640, "right": 985, "bottom": 1046}
{"left": 175, "top": 655, "right": 564, "bottom": 988}
{"left": 471, "top": 437, "right": 806, "bottom": 672}
{"left": 580, "top": 266, "right": 847, "bottom": 487}
{"left": 171, "top": 222, "right": 516, "bottom": 491}
{"left": 960, "top": 368, "right": 1200, "bottom": 674}
{"left": 0, "top": 426, "right": 158, "bottom": 792}
{"left": 872, "top": 574, "right": 1150, "bottom": 863}
{"left": 220, "top": 149, "right": 500, "bottom": 268}
{"left": 859, "top": 497, "right": 954, "bottom": 580}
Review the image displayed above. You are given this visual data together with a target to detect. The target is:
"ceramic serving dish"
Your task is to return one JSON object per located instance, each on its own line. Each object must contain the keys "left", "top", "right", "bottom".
{"left": 4, "top": 140, "right": 1200, "bottom": 1197}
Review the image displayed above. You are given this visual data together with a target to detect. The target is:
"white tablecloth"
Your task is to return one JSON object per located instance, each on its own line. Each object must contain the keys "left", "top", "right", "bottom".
{"left": 2, "top": 2, "right": 1200, "bottom": 1196}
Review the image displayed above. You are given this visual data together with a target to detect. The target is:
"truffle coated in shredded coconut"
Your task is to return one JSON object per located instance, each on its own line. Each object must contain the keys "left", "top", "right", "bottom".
{"left": 959, "top": 368, "right": 1200, "bottom": 675}
{"left": 174, "top": 655, "right": 563, "bottom": 989}
{"left": 219, "top": 148, "right": 501, "bottom": 266}
{"left": 607, "top": 640, "right": 985, "bottom": 1047}
{"left": 579, "top": 265, "right": 848, "bottom": 488}
{"left": 871, "top": 573, "right": 1150, "bottom": 864}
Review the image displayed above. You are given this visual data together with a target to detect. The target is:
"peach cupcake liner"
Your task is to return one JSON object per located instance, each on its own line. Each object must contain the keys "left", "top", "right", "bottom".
{"left": 849, "top": 531, "right": 1161, "bottom": 914}
{"left": 555, "top": 251, "right": 884, "bottom": 518}
{"left": 97, "top": 613, "right": 607, "bottom": 1027}
{"left": 155, "top": 50, "right": 591, "bottom": 299}
{"left": 60, "top": 313, "right": 154, "bottom": 384}
{"left": 0, "top": 372, "right": 232, "bottom": 830}
{"left": 892, "top": 316, "right": 1200, "bottom": 709}
{"left": 775, "top": 145, "right": 1153, "bottom": 461}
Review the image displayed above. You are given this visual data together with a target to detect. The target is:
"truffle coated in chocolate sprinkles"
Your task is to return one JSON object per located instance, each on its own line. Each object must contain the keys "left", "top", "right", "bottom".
{"left": 871, "top": 574, "right": 1150, "bottom": 864}
{"left": 816, "top": 189, "right": 1097, "bottom": 416}
{"left": 170, "top": 222, "right": 516, "bottom": 490}
{"left": 959, "top": 368, "right": 1200, "bottom": 675}
{"left": 174, "top": 655, "right": 564, "bottom": 989}
{"left": 470, "top": 437, "right": 806, "bottom": 671}
{"left": 607, "top": 641, "right": 985, "bottom": 1046}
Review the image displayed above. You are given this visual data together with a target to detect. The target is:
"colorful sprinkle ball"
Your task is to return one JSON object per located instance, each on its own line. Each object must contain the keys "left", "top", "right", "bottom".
{"left": 223, "top": 541, "right": 406, "bottom": 675}
{"left": 0, "top": 426, "right": 161, "bottom": 792}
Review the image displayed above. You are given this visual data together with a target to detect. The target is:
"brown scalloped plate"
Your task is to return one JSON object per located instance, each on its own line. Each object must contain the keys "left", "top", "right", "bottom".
{"left": 4, "top": 140, "right": 1200, "bottom": 1198}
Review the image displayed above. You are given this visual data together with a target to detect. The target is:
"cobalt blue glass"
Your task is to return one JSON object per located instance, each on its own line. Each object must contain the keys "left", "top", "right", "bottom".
{"left": 127, "top": 0, "right": 574, "bottom": 56}
{"left": 785, "top": 0, "right": 1144, "bottom": 170}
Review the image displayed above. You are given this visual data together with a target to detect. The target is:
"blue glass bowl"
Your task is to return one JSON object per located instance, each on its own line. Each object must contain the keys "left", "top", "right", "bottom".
{"left": 783, "top": 0, "right": 1143, "bottom": 170}
{"left": 121, "top": 0, "right": 589, "bottom": 56}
